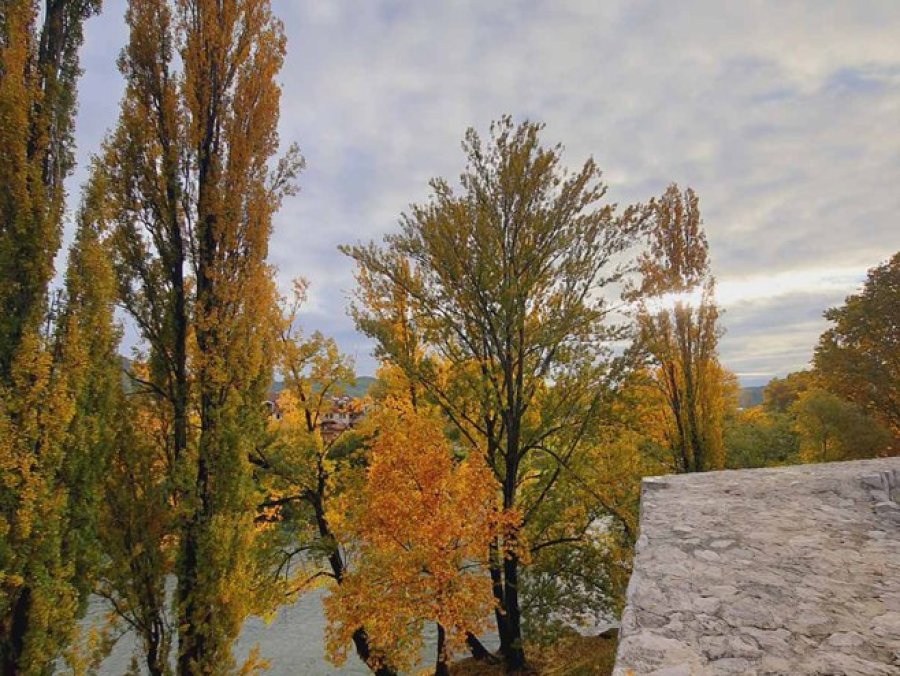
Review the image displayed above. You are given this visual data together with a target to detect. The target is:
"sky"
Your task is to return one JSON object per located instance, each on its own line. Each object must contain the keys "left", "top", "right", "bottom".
{"left": 70, "top": 0, "right": 900, "bottom": 386}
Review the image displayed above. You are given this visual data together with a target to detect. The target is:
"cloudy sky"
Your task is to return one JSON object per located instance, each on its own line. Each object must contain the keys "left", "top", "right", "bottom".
{"left": 70, "top": 0, "right": 900, "bottom": 385}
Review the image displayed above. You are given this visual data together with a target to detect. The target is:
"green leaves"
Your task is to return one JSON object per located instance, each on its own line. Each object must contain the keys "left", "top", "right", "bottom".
{"left": 814, "top": 252, "right": 900, "bottom": 443}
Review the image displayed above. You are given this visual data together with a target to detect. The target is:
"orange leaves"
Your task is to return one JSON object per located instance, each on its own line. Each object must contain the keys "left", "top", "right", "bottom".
{"left": 324, "top": 398, "right": 501, "bottom": 671}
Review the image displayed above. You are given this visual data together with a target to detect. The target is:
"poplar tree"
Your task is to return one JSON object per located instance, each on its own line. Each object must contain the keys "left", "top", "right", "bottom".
{"left": 634, "top": 185, "right": 726, "bottom": 473}
{"left": 344, "top": 117, "right": 643, "bottom": 670}
{"left": 0, "top": 1, "right": 102, "bottom": 671}
{"left": 0, "top": 0, "right": 100, "bottom": 374}
{"left": 101, "top": 0, "right": 301, "bottom": 671}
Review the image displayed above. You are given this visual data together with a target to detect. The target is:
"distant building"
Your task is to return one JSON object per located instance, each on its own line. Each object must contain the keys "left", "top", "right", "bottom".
{"left": 263, "top": 392, "right": 283, "bottom": 420}
{"left": 320, "top": 395, "right": 367, "bottom": 441}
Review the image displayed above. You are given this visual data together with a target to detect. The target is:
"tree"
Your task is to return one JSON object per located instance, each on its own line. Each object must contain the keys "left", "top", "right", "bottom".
{"left": 0, "top": 2, "right": 103, "bottom": 671}
{"left": 0, "top": 163, "right": 121, "bottom": 676}
{"left": 762, "top": 370, "right": 815, "bottom": 414}
{"left": 349, "top": 256, "right": 425, "bottom": 411}
{"left": 343, "top": 117, "right": 643, "bottom": 670}
{"left": 814, "top": 252, "right": 900, "bottom": 442}
{"left": 100, "top": 0, "right": 302, "bottom": 670}
{"left": 791, "top": 389, "right": 892, "bottom": 463}
{"left": 324, "top": 399, "right": 501, "bottom": 676}
{"left": 57, "top": 172, "right": 126, "bottom": 622}
{"left": 0, "top": 0, "right": 100, "bottom": 377}
{"left": 95, "top": 375, "right": 176, "bottom": 676}
{"left": 254, "top": 283, "right": 396, "bottom": 676}
{"left": 633, "top": 184, "right": 727, "bottom": 473}
{"left": 723, "top": 407, "right": 799, "bottom": 469}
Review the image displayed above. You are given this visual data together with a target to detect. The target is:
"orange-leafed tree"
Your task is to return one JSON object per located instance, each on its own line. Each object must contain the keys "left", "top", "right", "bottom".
{"left": 343, "top": 119, "right": 645, "bottom": 669}
{"left": 324, "top": 399, "right": 505, "bottom": 676}
{"left": 254, "top": 280, "right": 397, "bottom": 675}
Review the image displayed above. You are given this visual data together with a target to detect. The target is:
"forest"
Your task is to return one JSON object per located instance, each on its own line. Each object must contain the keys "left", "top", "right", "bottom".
{"left": 0, "top": 1, "right": 897, "bottom": 675}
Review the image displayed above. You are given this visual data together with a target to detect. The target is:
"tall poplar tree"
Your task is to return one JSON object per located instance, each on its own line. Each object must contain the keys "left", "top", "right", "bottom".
{"left": 0, "top": 0, "right": 100, "bottom": 374}
{"left": 344, "top": 117, "right": 643, "bottom": 670}
{"left": 101, "top": 0, "right": 301, "bottom": 671}
{"left": 0, "top": 1, "right": 102, "bottom": 672}
{"left": 634, "top": 185, "right": 726, "bottom": 473}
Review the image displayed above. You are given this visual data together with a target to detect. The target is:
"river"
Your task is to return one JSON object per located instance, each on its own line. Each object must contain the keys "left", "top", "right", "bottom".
{"left": 80, "top": 589, "right": 499, "bottom": 675}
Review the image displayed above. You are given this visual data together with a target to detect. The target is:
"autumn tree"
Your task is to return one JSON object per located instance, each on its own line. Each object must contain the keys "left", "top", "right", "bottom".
{"left": 762, "top": 370, "right": 816, "bottom": 414}
{"left": 0, "top": 167, "right": 122, "bottom": 676}
{"left": 814, "top": 252, "right": 900, "bottom": 442}
{"left": 0, "top": 0, "right": 100, "bottom": 375}
{"left": 254, "top": 283, "right": 396, "bottom": 676}
{"left": 723, "top": 406, "right": 799, "bottom": 469}
{"left": 633, "top": 184, "right": 727, "bottom": 473}
{"left": 350, "top": 255, "right": 425, "bottom": 411}
{"left": 791, "top": 389, "right": 892, "bottom": 463}
{"left": 343, "top": 117, "right": 644, "bottom": 670}
{"left": 96, "top": 385, "right": 176, "bottom": 676}
{"left": 324, "top": 399, "right": 501, "bottom": 676}
{"left": 100, "top": 0, "right": 302, "bottom": 670}
{"left": 57, "top": 172, "right": 127, "bottom": 617}
{"left": 0, "top": 2, "right": 104, "bottom": 672}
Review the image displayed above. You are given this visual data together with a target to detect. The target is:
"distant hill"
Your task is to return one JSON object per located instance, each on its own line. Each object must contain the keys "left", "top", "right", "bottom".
{"left": 121, "top": 356, "right": 377, "bottom": 400}
{"left": 738, "top": 386, "right": 765, "bottom": 408}
{"left": 270, "top": 375, "right": 377, "bottom": 398}
{"left": 345, "top": 376, "right": 377, "bottom": 397}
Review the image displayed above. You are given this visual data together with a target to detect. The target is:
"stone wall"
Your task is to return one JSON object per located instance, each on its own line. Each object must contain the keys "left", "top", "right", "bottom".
{"left": 613, "top": 458, "right": 900, "bottom": 675}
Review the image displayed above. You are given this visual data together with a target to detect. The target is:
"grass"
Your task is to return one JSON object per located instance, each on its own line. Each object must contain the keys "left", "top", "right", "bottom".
{"left": 445, "top": 631, "right": 617, "bottom": 676}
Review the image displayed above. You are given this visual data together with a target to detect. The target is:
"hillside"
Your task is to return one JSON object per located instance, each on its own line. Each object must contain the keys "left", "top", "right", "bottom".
{"left": 270, "top": 375, "right": 377, "bottom": 398}
{"left": 739, "top": 385, "right": 765, "bottom": 408}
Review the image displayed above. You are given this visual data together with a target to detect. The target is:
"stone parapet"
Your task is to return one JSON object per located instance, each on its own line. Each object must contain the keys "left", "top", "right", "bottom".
{"left": 613, "top": 458, "right": 900, "bottom": 675}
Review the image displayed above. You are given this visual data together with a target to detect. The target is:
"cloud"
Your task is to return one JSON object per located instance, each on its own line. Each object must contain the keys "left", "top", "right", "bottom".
{"left": 69, "top": 0, "right": 900, "bottom": 380}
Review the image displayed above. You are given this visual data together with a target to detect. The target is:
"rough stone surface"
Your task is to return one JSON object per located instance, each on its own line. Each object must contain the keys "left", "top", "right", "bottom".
{"left": 614, "top": 458, "right": 900, "bottom": 675}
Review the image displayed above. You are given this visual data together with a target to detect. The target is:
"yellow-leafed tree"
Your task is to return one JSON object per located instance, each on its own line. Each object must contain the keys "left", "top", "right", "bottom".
{"left": 0, "top": 2, "right": 105, "bottom": 672}
{"left": 633, "top": 184, "right": 728, "bottom": 473}
{"left": 98, "top": 0, "right": 302, "bottom": 671}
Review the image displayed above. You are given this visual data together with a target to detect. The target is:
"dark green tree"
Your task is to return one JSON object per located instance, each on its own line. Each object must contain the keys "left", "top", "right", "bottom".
{"left": 0, "top": 2, "right": 103, "bottom": 672}
{"left": 814, "top": 252, "right": 900, "bottom": 444}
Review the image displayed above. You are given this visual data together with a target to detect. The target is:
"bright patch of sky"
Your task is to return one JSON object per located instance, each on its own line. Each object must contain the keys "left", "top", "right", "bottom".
{"left": 68, "top": 0, "right": 900, "bottom": 385}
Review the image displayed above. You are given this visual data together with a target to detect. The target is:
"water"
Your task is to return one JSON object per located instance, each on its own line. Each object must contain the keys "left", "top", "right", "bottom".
{"left": 80, "top": 589, "right": 499, "bottom": 675}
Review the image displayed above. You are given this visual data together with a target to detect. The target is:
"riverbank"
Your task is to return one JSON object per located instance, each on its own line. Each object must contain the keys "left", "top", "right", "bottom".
{"left": 443, "top": 631, "right": 617, "bottom": 676}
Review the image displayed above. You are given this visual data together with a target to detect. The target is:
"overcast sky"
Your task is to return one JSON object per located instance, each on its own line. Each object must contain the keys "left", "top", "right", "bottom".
{"left": 69, "top": 0, "right": 900, "bottom": 385}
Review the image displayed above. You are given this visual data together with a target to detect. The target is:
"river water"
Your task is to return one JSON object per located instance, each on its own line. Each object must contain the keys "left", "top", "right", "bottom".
{"left": 81, "top": 589, "right": 499, "bottom": 675}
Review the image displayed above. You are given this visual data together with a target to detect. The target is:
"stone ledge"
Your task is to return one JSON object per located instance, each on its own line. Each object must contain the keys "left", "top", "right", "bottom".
{"left": 613, "top": 458, "right": 900, "bottom": 675}
{"left": 861, "top": 469, "right": 900, "bottom": 526}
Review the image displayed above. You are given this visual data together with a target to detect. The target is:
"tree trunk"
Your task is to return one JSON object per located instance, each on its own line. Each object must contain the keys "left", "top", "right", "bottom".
{"left": 435, "top": 623, "right": 450, "bottom": 676}
{"left": 489, "top": 544, "right": 512, "bottom": 658}
{"left": 2, "top": 586, "right": 30, "bottom": 676}
{"left": 177, "top": 516, "right": 203, "bottom": 674}
{"left": 177, "top": 436, "right": 210, "bottom": 674}
{"left": 146, "top": 625, "right": 164, "bottom": 676}
{"left": 501, "top": 554, "right": 526, "bottom": 671}
{"left": 498, "top": 413, "right": 526, "bottom": 671}
{"left": 311, "top": 494, "right": 397, "bottom": 676}
{"left": 465, "top": 632, "right": 499, "bottom": 663}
